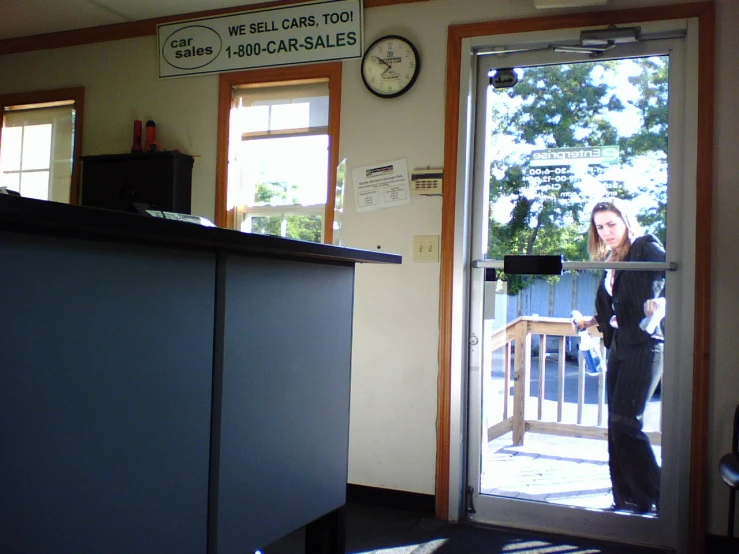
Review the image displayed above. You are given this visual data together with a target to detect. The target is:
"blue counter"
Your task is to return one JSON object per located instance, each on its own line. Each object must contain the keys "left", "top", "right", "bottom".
{"left": 0, "top": 195, "right": 400, "bottom": 554}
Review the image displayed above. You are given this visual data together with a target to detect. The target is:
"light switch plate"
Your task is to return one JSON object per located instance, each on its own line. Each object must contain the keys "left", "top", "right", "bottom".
{"left": 413, "top": 235, "right": 440, "bottom": 263}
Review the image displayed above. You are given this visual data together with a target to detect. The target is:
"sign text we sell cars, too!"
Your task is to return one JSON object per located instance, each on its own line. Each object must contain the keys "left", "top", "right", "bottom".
{"left": 158, "top": 0, "right": 363, "bottom": 78}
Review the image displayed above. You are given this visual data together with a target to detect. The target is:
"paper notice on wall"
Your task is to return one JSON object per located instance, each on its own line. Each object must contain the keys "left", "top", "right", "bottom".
{"left": 352, "top": 158, "right": 411, "bottom": 213}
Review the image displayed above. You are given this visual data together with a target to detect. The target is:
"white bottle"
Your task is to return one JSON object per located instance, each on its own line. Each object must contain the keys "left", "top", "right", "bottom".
{"left": 571, "top": 310, "right": 604, "bottom": 376}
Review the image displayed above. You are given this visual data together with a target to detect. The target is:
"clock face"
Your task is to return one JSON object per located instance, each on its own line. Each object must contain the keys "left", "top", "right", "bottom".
{"left": 361, "top": 35, "right": 420, "bottom": 99}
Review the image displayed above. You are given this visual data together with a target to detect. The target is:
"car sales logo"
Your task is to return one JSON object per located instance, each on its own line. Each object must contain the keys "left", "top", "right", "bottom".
{"left": 162, "top": 25, "right": 222, "bottom": 70}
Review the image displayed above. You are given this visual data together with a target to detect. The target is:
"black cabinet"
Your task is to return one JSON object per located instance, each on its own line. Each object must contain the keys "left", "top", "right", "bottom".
{"left": 81, "top": 151, "right": 194, "bottom": 214}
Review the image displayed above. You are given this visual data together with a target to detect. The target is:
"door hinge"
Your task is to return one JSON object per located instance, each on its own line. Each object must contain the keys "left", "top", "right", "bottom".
{"left": 466, "top": 485, "right": 477, "bottom": 514}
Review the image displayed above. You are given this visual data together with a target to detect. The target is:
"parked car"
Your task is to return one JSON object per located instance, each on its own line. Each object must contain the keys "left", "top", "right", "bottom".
{"left": 532, "top": 335, "right": 579, "bottom": 361}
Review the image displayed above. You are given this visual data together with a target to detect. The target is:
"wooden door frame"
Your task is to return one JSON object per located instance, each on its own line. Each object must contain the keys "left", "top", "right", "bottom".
{"left": 437, "top": 4, "right": 714, "bottom": 554}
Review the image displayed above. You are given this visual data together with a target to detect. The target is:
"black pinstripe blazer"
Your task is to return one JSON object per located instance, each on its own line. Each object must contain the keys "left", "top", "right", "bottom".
{"left": 594, "top": 234, "right": 666, "bottom": 349}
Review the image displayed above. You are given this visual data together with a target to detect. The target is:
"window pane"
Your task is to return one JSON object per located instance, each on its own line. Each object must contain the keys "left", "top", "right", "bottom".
{"left": 306, "top": 96, "right": 329, "bottom": 128}
{"left": 246, "top": 215, "right": 283, "bottom": 236}
{"left": 284, "top": 214, "right": 322, "bottom": 242}
{"left": 0, "top": 126, "right": 22, "bottom": 172}
{"left": 235, "top": 82, "right": 329, "bottom": 133}
{"left": 20, "top": 170, "right": 50, "bottom": 200}
{"left": 49, "top": 109, "right": 75, "bottom": 203}
{"left": 0, "top": 172, "right": 20, "bottom": 191}
{"left": 3, "top": 104, "right": 75, "bottom": 203}
{"left": 243, "top": 213, "right": 323, "bottom": 243}
{"left": 240, "top": 135, "right": 328, "bottom": 206}
{"left": 242, "top": 105, "right": 270, "bottom": 134}
{"left": 271, "top": 102, "right": 310, "bottom": 130}
{"left": 22, "top": 124, "right": 52, "bottom": 170}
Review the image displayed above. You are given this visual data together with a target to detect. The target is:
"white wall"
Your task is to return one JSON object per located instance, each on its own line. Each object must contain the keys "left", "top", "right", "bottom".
{"left": 1, "top": 0, "right": 737, "bottom": 534}
{"left": 707, "top": 0, "right": 739, "bottom": 532}
{"left": 0, "top": 37, "right": 220, "bottom": 218}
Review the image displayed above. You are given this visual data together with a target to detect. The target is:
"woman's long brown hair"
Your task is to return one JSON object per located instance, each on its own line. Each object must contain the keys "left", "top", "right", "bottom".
{"left": 587, "top": 198, "right": 643, "bottom": 261}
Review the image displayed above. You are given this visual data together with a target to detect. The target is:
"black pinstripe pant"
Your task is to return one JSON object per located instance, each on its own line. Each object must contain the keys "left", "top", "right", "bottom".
{"left": 606, "top": 337, "right": 663, "bottom": 511}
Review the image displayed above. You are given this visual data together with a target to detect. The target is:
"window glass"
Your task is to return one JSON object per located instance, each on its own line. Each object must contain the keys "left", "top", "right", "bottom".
{"left": 244, "top": 213, "right": 322, "bottom": 243}
{"left": 239, "top": 135, "right": 328, "bottom": 207}
{"left": 21, "top": 171, "right": 50, "bottom": 200}
{"left": 271, "top": 103, "right": 310, "bottom": 131}
{"left": 242, "top": 105, "right": 269, "bottom": 134}
{"left": 1, "top": 104, "right": 75, "bottom": 202}
{"left": 0, "top": 127, "right": 22, "bottom": 172}
{"left": 228, "top": 79, "right": 331, "bottom": 243}
{"left": 1, "top": 172, "right": 19, "bottom": 191}
{"left": 21, "top": 124, "right": 52, "bottom": 170}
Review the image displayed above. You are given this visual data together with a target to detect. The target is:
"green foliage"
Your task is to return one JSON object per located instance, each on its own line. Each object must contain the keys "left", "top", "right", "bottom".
{"left": 286, "top": 214, "right": 322, "bottom": 242}
{"left": 252, "top": 181, "right": 323, "bottom": 243}
{"left": 506, "top": 63, "right": 624, "bottom": 148}
{"left": 255, "top": 180, "right": 297, "bottom": 204}
{"left": 621, "top": 58, "right": 669, "bottom": 157}
{"left": 621, "top": 58, "right": 669, "bottom": 245}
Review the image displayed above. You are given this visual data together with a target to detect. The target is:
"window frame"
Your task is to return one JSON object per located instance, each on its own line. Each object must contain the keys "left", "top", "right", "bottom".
{"left": 0, "top": 87, "right": 85, "bottom": 204}
{"left": 216, "top": 63, "right": 342, "bottom": 243}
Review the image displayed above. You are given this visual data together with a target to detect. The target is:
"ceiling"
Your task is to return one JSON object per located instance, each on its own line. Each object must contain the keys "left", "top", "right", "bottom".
{"left": 0, "top": 0, "right": 272, "bottom": 41}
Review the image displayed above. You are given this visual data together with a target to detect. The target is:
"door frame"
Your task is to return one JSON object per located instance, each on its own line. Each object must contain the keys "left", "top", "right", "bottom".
{"left": 466, "top": 38, "right": 687, "bottom": 548}
{"left": 436, "top": 3, "right": 714, "bottom": 554}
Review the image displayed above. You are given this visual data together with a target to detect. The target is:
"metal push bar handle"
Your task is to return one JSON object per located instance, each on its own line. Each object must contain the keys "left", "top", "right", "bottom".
{"left": 472, "top": 259, "right": 678, "bottom": 271}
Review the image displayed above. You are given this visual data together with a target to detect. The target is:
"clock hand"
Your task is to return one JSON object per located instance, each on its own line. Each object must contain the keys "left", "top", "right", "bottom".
{"left": 374, "top": 55, "right": 392, "bottom": 70}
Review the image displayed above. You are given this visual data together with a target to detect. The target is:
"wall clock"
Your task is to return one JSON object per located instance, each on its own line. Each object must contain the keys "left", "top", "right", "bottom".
{"left": 361, "top": 35, "right": 421, "bottom": 99}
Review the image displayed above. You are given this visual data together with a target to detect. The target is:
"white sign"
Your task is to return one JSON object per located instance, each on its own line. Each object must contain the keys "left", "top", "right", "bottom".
{"left": 529, "top": 146, "right": 620, "bottom": 166}
{"left": 158, "top": 0, "right": 362, "bottom": 78}
{"left": 352, "top": 159, "right": 411, "bottom": 213}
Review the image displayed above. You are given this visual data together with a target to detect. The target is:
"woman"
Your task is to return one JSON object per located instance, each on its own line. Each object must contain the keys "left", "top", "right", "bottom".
{"left": 577, "top": 198, "right": 665, "bottom": 514}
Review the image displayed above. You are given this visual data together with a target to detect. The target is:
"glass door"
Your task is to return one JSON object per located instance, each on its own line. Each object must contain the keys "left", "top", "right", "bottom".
{"left": 466, "top": 30, "right": 693, "bottom": 549}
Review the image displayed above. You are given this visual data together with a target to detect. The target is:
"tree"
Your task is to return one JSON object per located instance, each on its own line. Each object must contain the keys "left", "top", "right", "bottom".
{"left": 622, "top": 57, "right": 669, "bottom": 244}
{"left": 251, "top": 180, "right": 323, "bottom": 243}
{"left": 487, "top": 56, "right": 669, "bottom": 293}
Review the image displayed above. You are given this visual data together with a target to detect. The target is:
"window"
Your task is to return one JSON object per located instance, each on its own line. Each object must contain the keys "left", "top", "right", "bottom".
{"left": 0, "top": 88, "right": 85, "bottom": 204}
{"left": 217, "top": 64, "right": 341, "bottom": 243}
{"left": 1, "top": 105, "right": 70, "bottom": 201}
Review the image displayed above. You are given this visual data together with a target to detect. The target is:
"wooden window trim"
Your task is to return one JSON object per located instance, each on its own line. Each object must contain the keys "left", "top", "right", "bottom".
{"left": 438, "top": 4, "right": 714, "bottom": 553}
{"left": 242, "top": 127, "right": 329, "bottom": 140}
{"left": 216, "top": 62, "right": 341, "bottom": 243}
{"left": 0, "top": 86, "right": 85, "bottom": 204}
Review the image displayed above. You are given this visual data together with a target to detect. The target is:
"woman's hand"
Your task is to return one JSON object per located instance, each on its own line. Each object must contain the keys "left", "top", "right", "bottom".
{"left": 572, "top": 315, "right": 597, "bottom": 332}
{"left": 644, "top": 297, "right": 666, "bottom": 316}
{"left": 640, "top": 297, "right": 666, "bottom": 334}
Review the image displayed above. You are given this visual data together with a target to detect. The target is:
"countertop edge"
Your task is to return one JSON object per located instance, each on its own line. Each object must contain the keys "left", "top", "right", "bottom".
{"left": 0, "top": 196, "right": 402, "bottom": 266}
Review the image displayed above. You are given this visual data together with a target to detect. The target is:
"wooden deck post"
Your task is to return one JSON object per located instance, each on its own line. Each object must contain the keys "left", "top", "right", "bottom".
{"left": 537, "top": 334, "right": 546, "bottom": 420}
{"left": 557, "top": 335, "right": 566, "bottom": 422}
{"left": 512, "top": 320, "right": 530, "bottom": 445}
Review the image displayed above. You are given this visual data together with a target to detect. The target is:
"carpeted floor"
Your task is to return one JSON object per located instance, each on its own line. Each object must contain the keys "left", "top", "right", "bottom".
{"left": 261, "top": 503, "right": 670, "bottom": 554}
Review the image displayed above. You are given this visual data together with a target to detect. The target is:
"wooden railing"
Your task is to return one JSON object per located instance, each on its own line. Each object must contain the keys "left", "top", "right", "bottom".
{"left": 487, "top": 316, "right": 662, "bottom": 446}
